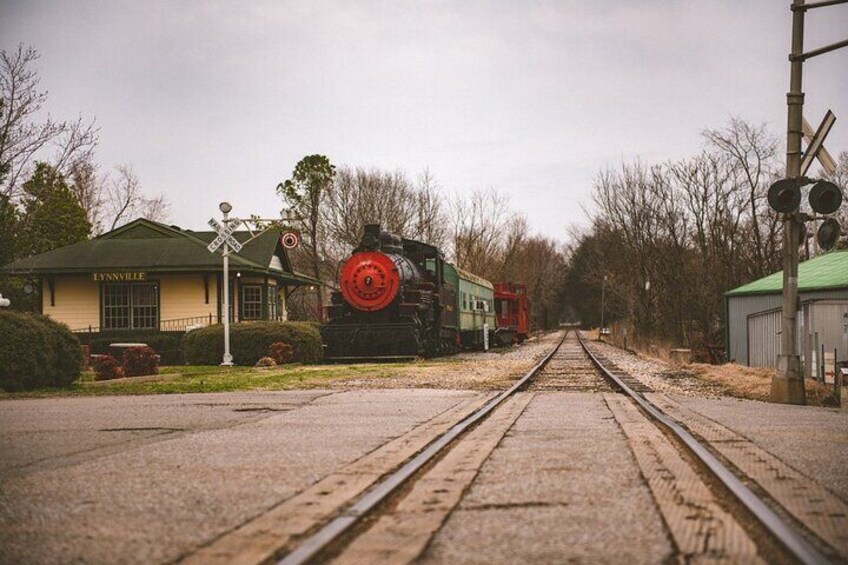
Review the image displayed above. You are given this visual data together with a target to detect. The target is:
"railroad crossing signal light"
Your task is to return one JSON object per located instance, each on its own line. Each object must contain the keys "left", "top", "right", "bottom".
{"left": 767, "top": 179, "right": 801, "bottom": 213}
{"left": 808, "top": 180, "right": 843, "bottom": 215}
{"left": 817, "top": 218, "right": 842, "bottom": 251}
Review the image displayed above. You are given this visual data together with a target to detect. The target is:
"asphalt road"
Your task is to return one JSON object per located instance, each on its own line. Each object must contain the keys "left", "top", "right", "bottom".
{"left": 1, "top": 388, "right": 846, "bottom": 564}
{"left": 0, "top": 390, "right": 479, "bottom": 564}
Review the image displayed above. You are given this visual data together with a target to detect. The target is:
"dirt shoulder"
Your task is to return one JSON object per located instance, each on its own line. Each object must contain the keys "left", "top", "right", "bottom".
{"left": 591, "top": 338, "right": 836, "bottom": 405}
{"left": 686, "top": 362, "right": 836, "bottom": 405}
{"left": 320, "top": 331, "right": 565, "bottom": 391}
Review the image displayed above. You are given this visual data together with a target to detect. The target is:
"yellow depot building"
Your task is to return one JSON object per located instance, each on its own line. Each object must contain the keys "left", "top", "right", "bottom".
{"left": 0, "top": 219, "right": 319, "bottom": 333}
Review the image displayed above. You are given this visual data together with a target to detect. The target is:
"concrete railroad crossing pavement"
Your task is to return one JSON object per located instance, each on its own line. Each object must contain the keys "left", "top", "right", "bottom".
{"left": 0, "top": 384, "right": 846, "bottom": 562}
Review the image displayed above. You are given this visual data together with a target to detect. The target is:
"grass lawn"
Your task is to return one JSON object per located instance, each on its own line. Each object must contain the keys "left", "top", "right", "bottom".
{"left": 0, "top": 363, "right": 411, "bottom": 398}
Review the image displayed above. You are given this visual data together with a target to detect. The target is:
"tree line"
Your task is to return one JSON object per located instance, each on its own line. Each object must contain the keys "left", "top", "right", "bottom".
{"left": 563, "top": 117, "right": 848, "bottom": 360}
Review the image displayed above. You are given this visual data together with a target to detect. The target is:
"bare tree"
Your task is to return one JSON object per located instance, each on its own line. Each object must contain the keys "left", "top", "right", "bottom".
{"left": 322, "top": 167, "right": 416, "bottom": 252}
{"left": 321, "top": 166, "right": 450, "bottom": 261}
{"left": 104, "top": 165, "right": 169, "bottom": 230}
{"left": 702, "top": 117, "right": 781, "bottom": 277}
{"left": 411, "top": 168, "right": 449, "bottom": 249}
{"left": 0, "top": 44, "right": 98, "bottom": 200}
{"left": 450, "top": 188, "right": 515, "bottom": 277}
{"left": 569, "top": 118, "right": 792, "bottom": 357}
{"left": 68, "top": 158, "right": 104, "bottom": 232}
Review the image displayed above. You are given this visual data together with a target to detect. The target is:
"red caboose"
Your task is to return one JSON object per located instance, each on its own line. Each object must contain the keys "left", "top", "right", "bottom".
{"left": 493, "top": 282, "right": 530, "bottom": 345}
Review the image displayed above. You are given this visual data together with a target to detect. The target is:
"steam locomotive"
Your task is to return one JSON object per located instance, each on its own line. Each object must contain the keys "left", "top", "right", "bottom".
{"left": 322, "top": 224, "right": 529, "bottom": 360}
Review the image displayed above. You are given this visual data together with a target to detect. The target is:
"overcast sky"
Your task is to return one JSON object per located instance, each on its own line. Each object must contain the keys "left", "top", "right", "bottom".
{"left": 3, "top": 1, "right": 847, "bottom": 240}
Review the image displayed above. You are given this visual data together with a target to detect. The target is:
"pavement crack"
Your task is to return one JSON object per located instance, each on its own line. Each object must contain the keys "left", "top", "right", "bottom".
{"left": 231, "top": 407, "right": 290, "bottom": 412}
{"left": 99, "top": 427, "right": 184, "bottom": 432}
{"left": 463, "top": 501, "right": 569, "bottom": 511}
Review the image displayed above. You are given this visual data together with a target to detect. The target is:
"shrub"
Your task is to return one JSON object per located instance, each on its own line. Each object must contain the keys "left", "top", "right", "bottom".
{"left": 122, "top": 346, "right": 159, "bottom": 377}
{"left": 182, "top": 322, "right": 323, "bottom": 366}
{"left": 94, "top": 355, "right": 124, "bottom": 381}
{"left": 78, "top": 331, "right": 183, "bottom": 365}
{"left": 255, "top": 356, "right": 277, "bottom": 367}
{"left": 39, "top": 315, "right": 85, "bottom": 385}
{"left": 0, "top": 311, "right": 83, "bottom": 391}
{"left": 269, "top": 342, "right": 294, "bottom": 365}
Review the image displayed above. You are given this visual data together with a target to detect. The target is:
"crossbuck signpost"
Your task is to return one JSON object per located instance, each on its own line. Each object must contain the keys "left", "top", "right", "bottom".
{"left": 208, "top": 203, "right": 242, "bottom": 365}
{"left": 207, "top": 202, "right": 288, "bottom": 366}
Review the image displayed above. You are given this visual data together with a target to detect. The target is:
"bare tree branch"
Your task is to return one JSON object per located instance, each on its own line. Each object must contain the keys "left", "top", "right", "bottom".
{"left": 0, "top": 44, "right": 98, "bottom": 201}
{"left": 104, "top": 164, "right": 169, "bottom": 230}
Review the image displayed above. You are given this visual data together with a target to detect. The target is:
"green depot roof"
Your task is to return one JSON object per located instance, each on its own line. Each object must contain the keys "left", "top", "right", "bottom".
{"left": 0, "top": 218, "right": 320, "bottom": 286}
{"left": 725, "top": 249, "right": 848, "bottom": 296}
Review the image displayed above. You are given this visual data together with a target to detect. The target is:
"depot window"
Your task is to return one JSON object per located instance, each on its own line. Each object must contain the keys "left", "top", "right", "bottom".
{"left": 241, "top": 285, "right": 262, "bottom": 320}
{"left": 102, "top": 282, "right": 159, "bottom": 330}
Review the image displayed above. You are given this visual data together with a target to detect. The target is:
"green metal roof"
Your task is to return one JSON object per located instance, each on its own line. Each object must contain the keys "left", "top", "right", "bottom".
{"left": 0, "top": 218, "right": 320, "bottom": 286}
{"left": 725, "top": 250, "right": 848, "bottom": 296}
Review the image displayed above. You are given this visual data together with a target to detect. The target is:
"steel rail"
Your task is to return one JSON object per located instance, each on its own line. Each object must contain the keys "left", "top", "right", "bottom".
{"left": 277, "top": 329, "right": 571, "bottom": 565}
{"left": 577, "top": 333, "right": 831, "bottom": 565}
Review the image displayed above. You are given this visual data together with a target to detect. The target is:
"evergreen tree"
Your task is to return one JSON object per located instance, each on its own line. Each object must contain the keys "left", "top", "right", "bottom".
{"left": 18, "top": 162, "right": 91, "bottom": 257}
{"left": 278, "top": 155, "right": 335, "bottom": 321}
{"left": 0, "top": 194, "right": 19, "bottom": 266}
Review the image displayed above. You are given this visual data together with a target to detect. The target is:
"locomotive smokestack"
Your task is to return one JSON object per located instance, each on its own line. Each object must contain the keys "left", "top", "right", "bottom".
{"left": 361, "top": 224, "right": 381, "bottom": 251}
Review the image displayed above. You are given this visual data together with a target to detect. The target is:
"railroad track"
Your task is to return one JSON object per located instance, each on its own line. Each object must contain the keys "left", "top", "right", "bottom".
{"left": 577, "top": 332, "right": 833, "bottom": 565}
{"left": 189, "top": 329, "right": 836, "bottom": 565}
{"left": 528, "top": 331, "right": 651, "bottom": 393}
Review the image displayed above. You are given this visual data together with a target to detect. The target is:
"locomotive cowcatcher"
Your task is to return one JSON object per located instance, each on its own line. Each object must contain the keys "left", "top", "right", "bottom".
{"left": 322, "top": 224, "right": 459, "bottom": 359}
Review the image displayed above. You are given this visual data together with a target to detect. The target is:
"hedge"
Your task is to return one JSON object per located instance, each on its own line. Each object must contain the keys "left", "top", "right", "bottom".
{"left": 77, "top": 331, "right": 184, "bottom": 365}
{"left": 0, "top": 311, "right": 83, "bottom": 391}
{"left": 182, "top": 322, "right": 323, "bottom": 366}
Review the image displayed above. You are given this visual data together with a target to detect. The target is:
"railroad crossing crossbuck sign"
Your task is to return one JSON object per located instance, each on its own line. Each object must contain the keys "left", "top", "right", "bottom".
{"left": 207, "top": 217, "right": 243, "bottom": 253}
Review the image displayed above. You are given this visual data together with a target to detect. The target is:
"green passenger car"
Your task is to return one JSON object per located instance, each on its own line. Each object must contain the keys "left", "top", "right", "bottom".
{"left": 454, "top": 266, "right": 496, "bottom": 348}
{"left": 427, "top": 259, "right": 496, "bottom": 350}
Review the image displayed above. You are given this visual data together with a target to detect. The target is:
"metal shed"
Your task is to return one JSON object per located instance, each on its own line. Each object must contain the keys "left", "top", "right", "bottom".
{"left": 725, "top": 250, "right": 848, "bottom": 374}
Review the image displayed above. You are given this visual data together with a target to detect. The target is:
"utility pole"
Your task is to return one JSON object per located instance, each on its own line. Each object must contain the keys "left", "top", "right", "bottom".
{"left": 772, "top": 0, "right": 848, "bottom": 404}
{"left": 773, "top": 0, "right": 807, "bottom": 404}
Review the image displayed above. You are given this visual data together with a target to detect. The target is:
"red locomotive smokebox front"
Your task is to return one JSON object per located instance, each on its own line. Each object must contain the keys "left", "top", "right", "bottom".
{"left": 340, "top": 252, "right": 401, "bottom": 311}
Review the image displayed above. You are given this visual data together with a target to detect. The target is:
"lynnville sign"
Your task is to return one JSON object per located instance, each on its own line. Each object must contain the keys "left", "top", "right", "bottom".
{"left": 91, "top": 272, "right": 148, "bottom": 282}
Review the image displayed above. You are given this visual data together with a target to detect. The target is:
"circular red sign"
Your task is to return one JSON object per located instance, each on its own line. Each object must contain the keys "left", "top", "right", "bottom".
{"left": 281, "top": 232, "right": 299, "bottom": 249}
